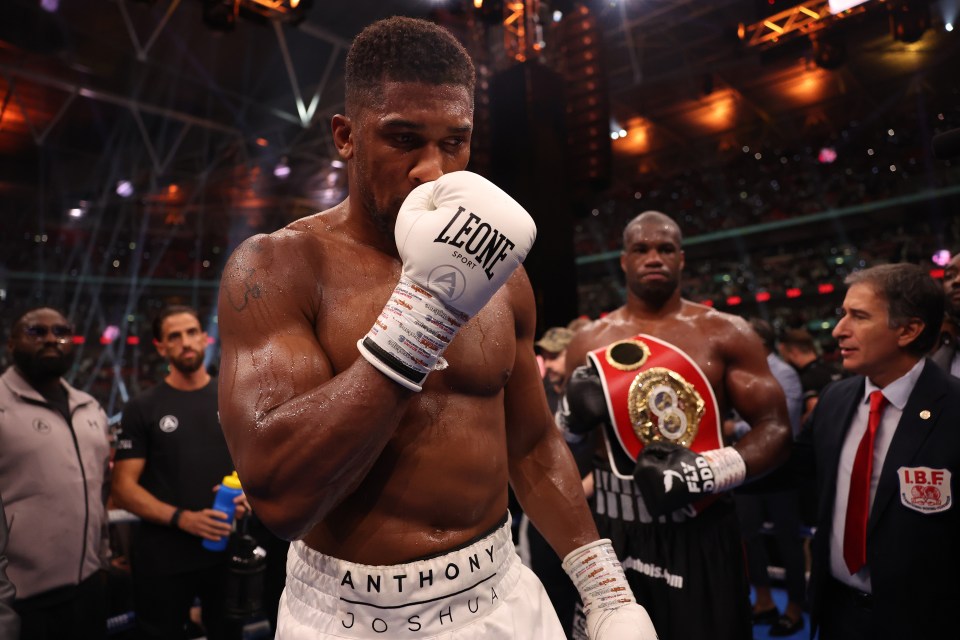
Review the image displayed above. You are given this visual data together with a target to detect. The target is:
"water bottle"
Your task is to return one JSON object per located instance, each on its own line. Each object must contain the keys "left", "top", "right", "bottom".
{"left": 202, "top": 471, "right": 243, "bottom": 552}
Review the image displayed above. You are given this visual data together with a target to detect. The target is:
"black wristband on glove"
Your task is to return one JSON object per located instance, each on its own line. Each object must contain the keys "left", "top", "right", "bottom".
{"left": 633, "top": 442, "right": 746, "bottom": 517}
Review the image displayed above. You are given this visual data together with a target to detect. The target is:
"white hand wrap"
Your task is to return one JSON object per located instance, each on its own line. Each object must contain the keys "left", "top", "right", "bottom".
{"left": 358, "top": 276, "right": 466, "bottom": 391}
{"left": 358, "top": 171, "right": 536, "bottom": 391}
{"left": 563, "top": 539, "right": 658, "bottom": 639}
{"left": 701, "top": 446, "right": 747, "bottom": 493}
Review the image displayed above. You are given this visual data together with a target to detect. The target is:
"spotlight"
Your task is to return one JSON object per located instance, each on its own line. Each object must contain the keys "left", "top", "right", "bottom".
{"left": 273, "top": 159, "right": 291, "bottom": 179}
{"left": 116, "top": 180, "right": 134, "bottom": 198}
{"left": 932, "top": 249, "right": 952, "bottom": 267}
{"left": 68, "top": 200, "right": 90, "bottom": 219}
{"left": 946, "top": 22, "right": 954, "bottom": 32}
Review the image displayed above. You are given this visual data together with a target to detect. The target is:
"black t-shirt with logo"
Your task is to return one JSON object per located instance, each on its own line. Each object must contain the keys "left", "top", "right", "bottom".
{"left": 115, "top": 379, "right": 235, "bottom": 575}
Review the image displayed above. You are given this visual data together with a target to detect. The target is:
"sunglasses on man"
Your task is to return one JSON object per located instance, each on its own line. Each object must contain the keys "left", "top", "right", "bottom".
{"left": 22, "top": 324, "right": 74, "bottom": 341}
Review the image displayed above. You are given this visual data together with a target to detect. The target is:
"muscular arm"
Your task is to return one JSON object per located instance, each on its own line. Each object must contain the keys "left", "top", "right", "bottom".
{"left": 112, "top": 458, "right": 244, "bottom": 541}
{"left": 217, "top": 233, "right": 413, "bottom": 540}
{"left": 504, "top": 272, "right": 599, "bottom": 558}
{"left": 720, "top": 317, "right": 792, "bottom": 477}
{"left": 111, "top": 458, "right": 178, "bottom": 526}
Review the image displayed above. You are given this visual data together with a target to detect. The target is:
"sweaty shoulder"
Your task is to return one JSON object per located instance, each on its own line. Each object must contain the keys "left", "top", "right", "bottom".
{"left": 680, "top": 300, "right": 762, "bottom": 361}
{"left": 682, "top": 300, "right": 751, "bottom": 337}
{"left": 220, "top": 213, "right": 343, "bottom": 316}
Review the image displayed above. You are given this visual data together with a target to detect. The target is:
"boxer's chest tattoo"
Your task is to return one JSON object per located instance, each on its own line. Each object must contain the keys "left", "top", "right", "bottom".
{"left": 227, "top": 268, "right": 263, "bottom": 311}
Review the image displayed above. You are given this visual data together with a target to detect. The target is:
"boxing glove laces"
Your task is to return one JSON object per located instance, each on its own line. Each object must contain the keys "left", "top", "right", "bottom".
{"left": 562, "top": 539, "right": 658, "bottom": 639}
{"left": 358, "top": 171, "right": 536, "bottom": 391}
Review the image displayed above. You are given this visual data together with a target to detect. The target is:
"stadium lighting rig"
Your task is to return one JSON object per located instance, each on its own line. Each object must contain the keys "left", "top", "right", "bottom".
{"left": 202, "top": 0, "right": 312, "bottom": 31}
{"left": 739, "top": 0, "right": 936, "bottom": 51}
{"left": 738, "top": 0, "right": 872, "bottom": 50}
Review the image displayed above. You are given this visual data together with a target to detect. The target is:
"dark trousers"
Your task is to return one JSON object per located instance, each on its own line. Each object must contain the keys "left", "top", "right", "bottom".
{"left": 735, "top": 490, "right": 807, "bottom": 605}
{"left": 818, "top": 579, "right": 873, "bottom": 640}
{"left": 133, "top": 563, "right": 242, "bottom": 640}
{"left": 15, "top": 571, "right": 106, "bottom": 640}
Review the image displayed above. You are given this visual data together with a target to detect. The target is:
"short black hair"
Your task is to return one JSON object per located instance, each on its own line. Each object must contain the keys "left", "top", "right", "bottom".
{"left": 779, "top": 328, "right": 817, "bottom": 353}
{"left": 845, "top": 263, "right": 945, "bottom": 356}
{"left": 749, "top": 317, "right": 776, "bottom": 352}
{"left": 345, "top": 16, "right": 475, "bottom": 116}
{"left": 153, "top": 305, "right": 201, "bottom": 342}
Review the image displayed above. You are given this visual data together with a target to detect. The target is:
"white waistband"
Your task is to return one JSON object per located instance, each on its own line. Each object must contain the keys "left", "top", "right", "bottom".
{"left": 283, "top": 517, "right": 520, "bottom": 637}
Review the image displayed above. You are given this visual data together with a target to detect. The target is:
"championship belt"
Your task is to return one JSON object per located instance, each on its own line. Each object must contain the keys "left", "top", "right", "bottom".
{"left": 587, "top": 334, "right": 722, "bottom": 484}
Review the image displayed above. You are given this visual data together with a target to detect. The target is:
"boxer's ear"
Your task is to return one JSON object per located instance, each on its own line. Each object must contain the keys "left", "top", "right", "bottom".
{"left": 332, "top": 114, "right": 354, "bottom": 160}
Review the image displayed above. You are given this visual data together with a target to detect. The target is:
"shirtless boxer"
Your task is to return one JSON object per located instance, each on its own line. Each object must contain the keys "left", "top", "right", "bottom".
{"left": 217, "top": 17, "right": 656, "bottom": 640}
{"left": 560, "top": 211, "right": 792, "bottom": 640}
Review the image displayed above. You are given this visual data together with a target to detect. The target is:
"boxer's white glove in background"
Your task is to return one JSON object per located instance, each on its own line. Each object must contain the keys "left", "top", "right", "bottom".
{"left": 562, "top": 539, "right": 658, "bottom": 639}
{"left": 358, "top": 171, "right": 536, "bottom": 391}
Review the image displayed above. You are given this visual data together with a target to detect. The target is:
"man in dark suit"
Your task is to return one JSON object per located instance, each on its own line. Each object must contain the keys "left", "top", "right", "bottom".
{"left": 799, "top": 263, "right": 960, "bottom": 639}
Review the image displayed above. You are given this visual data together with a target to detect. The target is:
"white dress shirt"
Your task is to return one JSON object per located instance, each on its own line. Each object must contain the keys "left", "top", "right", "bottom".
{"left": 829, "top": 359, "right": 926, "bottom": 592}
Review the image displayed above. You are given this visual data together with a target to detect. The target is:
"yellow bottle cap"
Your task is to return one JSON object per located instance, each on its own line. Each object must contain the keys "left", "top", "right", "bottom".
{"left": 222, "top": 471, "right": 242, "bottom": 490}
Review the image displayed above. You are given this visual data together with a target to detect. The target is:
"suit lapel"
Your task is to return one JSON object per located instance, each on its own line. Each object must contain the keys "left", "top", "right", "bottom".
{"left": 819, "top": 379, "right": 864, "bottom": 523}
{"left": 868, "top": 361, "right": 948, "bottom": 534}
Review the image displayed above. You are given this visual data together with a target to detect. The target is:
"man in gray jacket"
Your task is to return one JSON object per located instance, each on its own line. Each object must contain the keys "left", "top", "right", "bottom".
{"left": 0, "top": 493, "right": 19, "bottom": 640}
{"left": 0, "top": 307, "right": 111, "bottom": 639}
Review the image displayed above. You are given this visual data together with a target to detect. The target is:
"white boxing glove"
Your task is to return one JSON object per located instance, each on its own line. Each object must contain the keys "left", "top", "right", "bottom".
{"left": 563, "top": 539, "right": 658, "bottom": 640}
{"left": 358, "top": 171, "right": 537, "bottom": 391}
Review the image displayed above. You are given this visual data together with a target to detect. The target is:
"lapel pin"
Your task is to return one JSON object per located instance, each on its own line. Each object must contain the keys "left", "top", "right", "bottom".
{"left": 919, "top": 410, "right": 931, "bottom": 420}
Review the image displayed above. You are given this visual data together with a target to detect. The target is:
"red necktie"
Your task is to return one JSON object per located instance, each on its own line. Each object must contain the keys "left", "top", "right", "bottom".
{"left": 843, "top": 390, "right": 889, "bottom": 574}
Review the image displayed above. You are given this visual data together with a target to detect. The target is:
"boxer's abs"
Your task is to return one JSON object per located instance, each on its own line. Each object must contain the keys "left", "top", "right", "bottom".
{"left": 302, "top": 399, "right": 511, "bottom": 565}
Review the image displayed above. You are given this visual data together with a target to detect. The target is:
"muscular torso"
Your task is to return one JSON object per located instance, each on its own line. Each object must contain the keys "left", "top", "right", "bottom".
{"left": 566, "top": 300, "right": 791, "bottom": 482}
{"left": 288, "top": 213, "right": 517, "bottom": 563}
{"left": 568, "top": 302, "right": 741, "bottom": 412}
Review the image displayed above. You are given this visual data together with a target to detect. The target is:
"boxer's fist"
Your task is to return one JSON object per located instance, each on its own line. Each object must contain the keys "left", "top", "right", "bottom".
{"left": 358, "top": 171, "right": 536, "bottom": 391}
{"left": 556, "top": 365, "right": 607, "bottom": 442}
{"left": 562, "top": 539, "right": 658, "bottom": 640}
{"left": 632, "top": 442, "right": 746, "bottom": 516}
{"left": 587, "top": 603, "right": 658, "bottom": 640}
{"left": 396, "top": 171, "right": 536, "bottom": 316}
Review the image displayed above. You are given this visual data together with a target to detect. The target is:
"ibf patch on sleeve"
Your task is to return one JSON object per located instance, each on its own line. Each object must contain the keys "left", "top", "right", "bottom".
{"left": 898, "top": 466, "right": 952, "bottom": 514}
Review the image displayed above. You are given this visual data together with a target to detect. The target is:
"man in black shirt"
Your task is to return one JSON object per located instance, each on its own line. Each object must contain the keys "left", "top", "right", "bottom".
{"left": 112, "top": 305, "right": 245, "bottom": 640}
{"left": 778, "top": 328, "right": 840, "bottom": 424}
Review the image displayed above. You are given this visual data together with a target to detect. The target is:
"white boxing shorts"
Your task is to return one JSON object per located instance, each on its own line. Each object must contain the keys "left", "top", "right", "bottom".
{"left": 277, "top": 516, "right": 565, "bottom": 639}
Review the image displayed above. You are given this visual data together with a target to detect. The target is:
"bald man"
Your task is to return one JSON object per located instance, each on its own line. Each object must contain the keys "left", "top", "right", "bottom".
{"left": 559, "top": 211, "right": 792, "bottom": 640}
